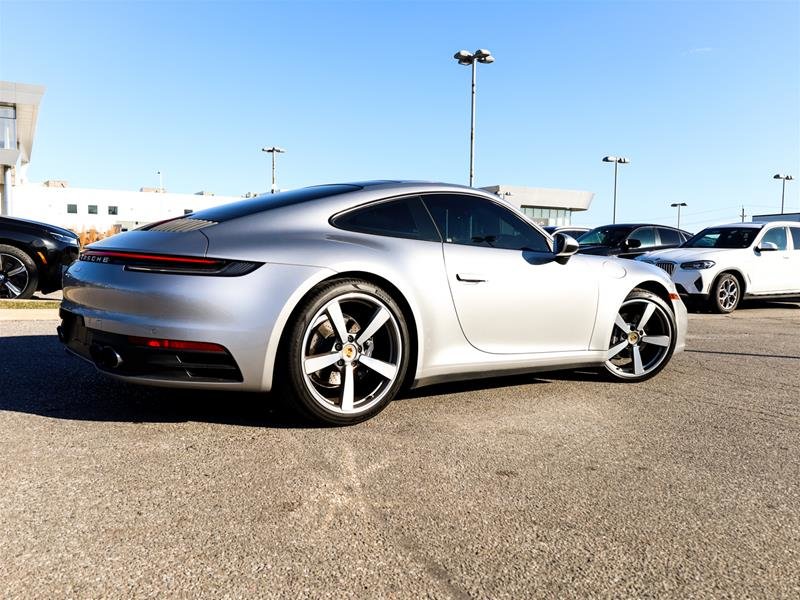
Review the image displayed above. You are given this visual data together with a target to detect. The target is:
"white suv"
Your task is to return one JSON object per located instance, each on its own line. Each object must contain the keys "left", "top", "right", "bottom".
{"left": 636, "top": 221, "right": 800, "bottom": 313}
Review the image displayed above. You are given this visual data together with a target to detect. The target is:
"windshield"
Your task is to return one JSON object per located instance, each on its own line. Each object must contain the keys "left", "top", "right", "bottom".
{"left": 577, "top": 226, "right": 632, "bottom": 246}
{"left": 682, "top": 226, "right": 761, "bottom": 249}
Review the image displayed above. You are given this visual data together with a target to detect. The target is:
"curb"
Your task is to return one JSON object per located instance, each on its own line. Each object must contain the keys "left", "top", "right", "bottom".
{"left": 0, "top": 308, "right": 60, "bottom": 321}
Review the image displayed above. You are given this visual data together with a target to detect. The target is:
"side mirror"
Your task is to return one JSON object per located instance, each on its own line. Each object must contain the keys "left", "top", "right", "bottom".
{"left": 756, "top": 241, "right": 779, "bottom": 252}
{"left": 554, "top": 233, "right": 580, "bottom": 263}
{"left": 625, "top": 238, "right": 642, "bottom": 249}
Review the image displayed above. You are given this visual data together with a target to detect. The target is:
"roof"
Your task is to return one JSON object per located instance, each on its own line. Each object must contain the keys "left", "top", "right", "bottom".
{"left": 0, "top": 81, "right": 46, "bottom": 167}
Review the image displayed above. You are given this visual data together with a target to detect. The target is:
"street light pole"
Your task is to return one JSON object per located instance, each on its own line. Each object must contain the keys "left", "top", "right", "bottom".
{"left": 773, "top": 173, "right": 794, "bottom": 214}
{"left": 262, "top": 146, "right": 286, "bottom": 194}
{"left": 602, "top": 156, "right": 630, "bottom": 224}
{"left": 670, "top": 202, "right": 687, "bottom": 230}
{"left": 157, "top": 170, "right": 163, "bottom": 193}
{"left": 454, "top": 49, "right": 494, "bottom": 187}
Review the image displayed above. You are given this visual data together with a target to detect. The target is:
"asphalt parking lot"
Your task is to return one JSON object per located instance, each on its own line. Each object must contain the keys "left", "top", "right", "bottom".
{"left": 1, "top": 303, "right": 798, "bottom": 598}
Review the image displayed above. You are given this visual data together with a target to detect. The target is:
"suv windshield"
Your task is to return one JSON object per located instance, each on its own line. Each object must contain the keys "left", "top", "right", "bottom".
{"left": 683, "top": 227, "right": 761, "bottom": 249}
{"left": 577, "top": 226, "right": 632, "bottom": 246}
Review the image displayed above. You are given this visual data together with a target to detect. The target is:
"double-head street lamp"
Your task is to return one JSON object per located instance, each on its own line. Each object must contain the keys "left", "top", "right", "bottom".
{"left": 670, "top": 202, "right": 687, "bottom": 230}
{"left": 602, "top": 155, "right": 630, "bottom": 224}
{"left": 453, "top": 48, "right": 495, "bottom": 187}
{"left": 262, "top": 146, "right": 286, "bottom": 194}
{"left": 773, "top": 173, "right": 794, "bottom": 214}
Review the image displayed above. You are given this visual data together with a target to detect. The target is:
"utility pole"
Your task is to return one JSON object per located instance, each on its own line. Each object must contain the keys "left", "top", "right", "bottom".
{"left": 740, "top": 206, "right": 746, "bottom": 223}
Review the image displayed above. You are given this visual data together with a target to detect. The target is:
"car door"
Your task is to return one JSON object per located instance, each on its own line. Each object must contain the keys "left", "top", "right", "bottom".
{"left": 421, "top": 193, "right": 600, "bottom": 354}
{"left": 789, "top": 226, "right": 800, "bottom": 292}
{"left": 749, "top": 226, "right": 793, "bottom": 293}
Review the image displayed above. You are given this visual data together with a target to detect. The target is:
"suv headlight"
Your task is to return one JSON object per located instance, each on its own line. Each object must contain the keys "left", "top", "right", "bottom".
{"left": 680, "top": 260, "right": 716, "bottom": 270}
{"left": 50, "top": 231, "right": 79, "bottom": 245}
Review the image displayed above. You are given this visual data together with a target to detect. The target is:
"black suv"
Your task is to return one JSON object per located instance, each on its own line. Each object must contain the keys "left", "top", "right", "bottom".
{"left": 577, "top": 224, "right": 692, "bottom": 260}
{"left": 0, "top": 216, "right": 80, "bottom": 299}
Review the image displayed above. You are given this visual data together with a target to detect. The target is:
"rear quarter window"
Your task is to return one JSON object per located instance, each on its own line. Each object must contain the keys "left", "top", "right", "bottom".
{"left": 332, "top": 196, "right": 441, "bottom": 242}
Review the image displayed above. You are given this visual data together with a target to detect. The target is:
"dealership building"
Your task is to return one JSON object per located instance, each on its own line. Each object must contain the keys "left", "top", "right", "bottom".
{"left": 1, "top": 80, "right": 594, "bottom": 232}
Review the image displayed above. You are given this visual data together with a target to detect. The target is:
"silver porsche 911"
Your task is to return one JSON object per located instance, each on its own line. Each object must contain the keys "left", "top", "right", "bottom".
{"left": 59, "top": 181, "right": 687, "bottom": 424}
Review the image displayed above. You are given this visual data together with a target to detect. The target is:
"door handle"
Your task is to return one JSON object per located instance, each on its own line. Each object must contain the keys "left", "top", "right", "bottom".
{"left": 456, "top": 273, "right": 487, "bottom": 283}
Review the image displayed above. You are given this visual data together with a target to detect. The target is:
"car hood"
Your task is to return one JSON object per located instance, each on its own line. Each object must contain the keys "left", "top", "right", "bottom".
{"left": 0, "top": 216, "right": 79, "bottom": 240}
{"left": 638, "top": 248, "right": 730, "bottom": 263}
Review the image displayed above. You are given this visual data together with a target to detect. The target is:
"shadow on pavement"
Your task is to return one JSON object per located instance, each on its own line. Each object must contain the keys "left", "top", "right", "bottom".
{"left": 2, "top": 334, "right": 606, "bottom": 424}
{"left": 0, "top": 334, "right": 306, "bottom": 427}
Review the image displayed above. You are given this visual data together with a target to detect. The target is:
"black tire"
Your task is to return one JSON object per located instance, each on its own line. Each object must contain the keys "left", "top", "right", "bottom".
{"left": 280, "top": 278, "right": 410, "bottom": 425}
{"left": 709, "top": 273, "right": 741, "bottom": 314}
{"left": 0, "top": 244, "right": 38, "bottom": 299}
{"left": 603, "top": 288, "right": 677, "bottom": 382}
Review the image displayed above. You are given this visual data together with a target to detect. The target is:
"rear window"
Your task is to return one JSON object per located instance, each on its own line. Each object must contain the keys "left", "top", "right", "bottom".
{"left": 190, "top": 184, "right": 360, "bottom": 222}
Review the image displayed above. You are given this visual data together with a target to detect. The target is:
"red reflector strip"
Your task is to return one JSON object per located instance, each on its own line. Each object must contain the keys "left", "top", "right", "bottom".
{"left": 128, "top": 336, "right": 226, "bottom": 352}
{"left": 83, "top": 250, "right": 221, "bottom": 265}
{"left": 669, "top": 293, "right": 680, "bottom": 301}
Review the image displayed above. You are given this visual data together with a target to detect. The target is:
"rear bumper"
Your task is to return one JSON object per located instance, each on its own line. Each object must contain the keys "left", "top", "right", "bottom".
{"left": 60, "top": 260, "right": 333, "bottom": 391}
{"left": 59, "top": 308, "right": 243, "bottom": 383}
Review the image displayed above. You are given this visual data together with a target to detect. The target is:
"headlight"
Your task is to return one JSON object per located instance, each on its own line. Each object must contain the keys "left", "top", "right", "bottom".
{"left": 50, "top": 232, "right": 79, "bottom": 245}
{"left": 680, "top": 260, "right": 716, "bottom": 270}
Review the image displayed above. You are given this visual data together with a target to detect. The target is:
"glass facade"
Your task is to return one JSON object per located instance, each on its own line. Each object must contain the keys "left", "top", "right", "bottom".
{"left": 0, "top": 105, "right": 16, "bottom": 150}
{"left": 520, "top": 206, "right": 572, "bottom": 227}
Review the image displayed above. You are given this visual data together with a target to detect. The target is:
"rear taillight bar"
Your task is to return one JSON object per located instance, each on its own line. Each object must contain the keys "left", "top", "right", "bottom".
{"left": 128, "top": 336, "right": 227, "bottom": 353}
{"left": 79, "top": 250, "right": 261, "bottom": 276}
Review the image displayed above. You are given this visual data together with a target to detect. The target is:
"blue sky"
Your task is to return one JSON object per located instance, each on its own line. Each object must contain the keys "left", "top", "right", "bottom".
{"left": 1, "top": 0, "right": 798, "bottom": 229}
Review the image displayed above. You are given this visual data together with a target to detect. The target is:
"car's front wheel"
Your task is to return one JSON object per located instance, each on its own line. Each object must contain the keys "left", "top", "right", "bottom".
{"left": 282, "top": 279, "right": 410, "bottom": 425}
{"left": 0, "top": 244, "right": 38, "bottom": 300}
{"left": 604, "top": 289, "right": 676, "bottom": 381}
{"left": 709, "top": 273, "right": 740, "bottom": 313}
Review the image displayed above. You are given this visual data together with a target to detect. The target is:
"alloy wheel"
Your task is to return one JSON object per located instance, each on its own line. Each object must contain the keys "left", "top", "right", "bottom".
{"left": 717, "top": 278, "right": 739, "bottom": 312}
{"left": 0, "top": 253, "right": 30, "bottom": 299}
{"left": 605, "top": 296, "right": 674, "bottom": 379}
{"left": 300, "top": 292, "right": 403, "bottom": 415}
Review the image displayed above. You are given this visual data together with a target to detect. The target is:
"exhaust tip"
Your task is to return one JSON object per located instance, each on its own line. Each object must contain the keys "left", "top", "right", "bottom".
{"left": 89, "top": 344, "right": 123, "bottom": 369}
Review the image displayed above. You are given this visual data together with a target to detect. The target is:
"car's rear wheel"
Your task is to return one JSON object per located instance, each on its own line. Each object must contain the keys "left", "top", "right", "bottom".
{"left": 604, "top": 289, "right": 676, "bottom": 381}
{"left": 709, "top": 273, "right": 740, "bottom": 313}
{"left": 282, "top": 279, "right": 410, "bottom": 425}
{"left": 0, "top": 244, "right": 38, "bottom": 300}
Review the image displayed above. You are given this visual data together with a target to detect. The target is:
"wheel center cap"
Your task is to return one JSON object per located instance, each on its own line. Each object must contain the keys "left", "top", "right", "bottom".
{"left": 627, "top": 331, "right": 640, "bottom": 345}
{"left": 342, "top": 343, "right": 358, "bottom": 362}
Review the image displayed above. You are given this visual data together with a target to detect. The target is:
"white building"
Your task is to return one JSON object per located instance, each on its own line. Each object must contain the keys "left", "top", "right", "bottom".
{"left": 11, "top": 181, "right": 239, "bottom": 232}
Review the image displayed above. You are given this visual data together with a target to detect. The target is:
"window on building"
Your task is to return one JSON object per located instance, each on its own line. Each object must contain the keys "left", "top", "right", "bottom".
{"left": 88, "top": 205, "right": 98, "bottom": 215}
{"left": 0, "top": 104, "right": 16, "bottom": 150}
{"left": 423, "top": 194, "right": 549, "bottom": 252}
{"left": 332, "top": 196, "right": 440, "bottom": 241}
{"left": 67, "top": 204, "right": 78, "bottom": 214}
{"left": 520, "top": 206, "right": 570, "bottom": 227}
{"left": 108, "top": 206, "right": 118, "bottom": 215}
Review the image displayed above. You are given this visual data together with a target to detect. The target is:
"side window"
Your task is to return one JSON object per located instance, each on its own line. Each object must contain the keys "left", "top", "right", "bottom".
{"left": 629, "top": 227, "right": 656, "bottom": 248}
{"left": 332, "top": 196, "right": 440, "bottom": 242}
{"left": 790, "top": 227, "right": 800, "bottom": 251}
{"left": 657, "top": 227, "right": 681, "bottom": 246}
{"left": 422, "top": 193, "right": 550, "bottom": 252}
{"left": 761, "top": 227, "right": 788, "bottom": 250}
